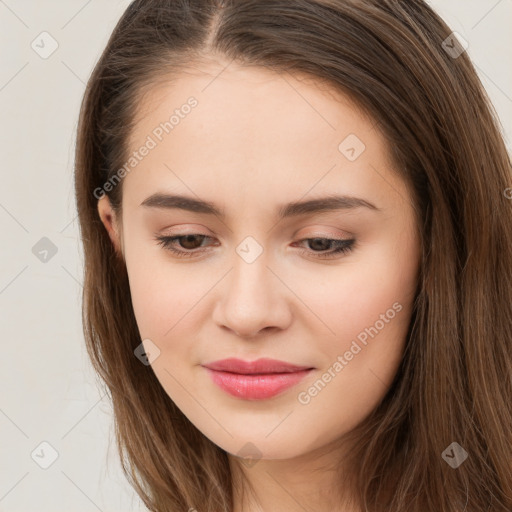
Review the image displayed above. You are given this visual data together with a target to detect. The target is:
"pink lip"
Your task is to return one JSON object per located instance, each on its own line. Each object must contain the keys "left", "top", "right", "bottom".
{"left": 202, "top": 358, "right": 314, "bottom": 400}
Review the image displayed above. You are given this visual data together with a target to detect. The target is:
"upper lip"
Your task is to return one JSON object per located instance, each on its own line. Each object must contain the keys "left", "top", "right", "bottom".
{"left": 202, "top": 358, "right": 314, "bottom": 375}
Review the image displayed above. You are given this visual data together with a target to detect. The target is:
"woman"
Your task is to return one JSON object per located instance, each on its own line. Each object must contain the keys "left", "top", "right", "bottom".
{"left": 74, "top": 1, "right": 512, "bottom": 511}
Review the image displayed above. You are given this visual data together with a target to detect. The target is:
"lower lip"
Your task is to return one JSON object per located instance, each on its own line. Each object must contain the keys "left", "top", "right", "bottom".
{"left": 203, "top": 367, "right": 313, "bottom": 400}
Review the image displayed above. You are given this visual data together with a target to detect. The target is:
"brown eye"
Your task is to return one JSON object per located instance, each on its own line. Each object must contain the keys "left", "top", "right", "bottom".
{"left": 293, "top": 238, "right": 356, "bottom": 259}
{"left": 154, "top": 234, "right": 214, "bottom": 258}
{"left": 175, "top": 234, "right": 208, "bottom": 250}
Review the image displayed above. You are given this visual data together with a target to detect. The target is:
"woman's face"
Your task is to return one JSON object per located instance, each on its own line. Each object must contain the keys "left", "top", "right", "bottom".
{"left": 98, "top": 59, "right": 421, "bottom": 461}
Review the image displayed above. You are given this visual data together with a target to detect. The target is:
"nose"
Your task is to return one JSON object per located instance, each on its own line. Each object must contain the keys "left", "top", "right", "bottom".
{"left": 212, "top": 251, "right": 293, "bottom": 339}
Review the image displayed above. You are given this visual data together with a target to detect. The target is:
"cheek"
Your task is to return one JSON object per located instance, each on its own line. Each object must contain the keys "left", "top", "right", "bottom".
{"left": 127, "top": 267, "right": 191, "bottom": 341}
{"left": 123, "top": 242, "right": 179, "bottom": 340}
{"left": 292, "top": 239, "right": 418, "bottom": 397}
{"left": 289, "top": 278, "right": 414, "bottom": 448}
{"left": 300, "top": 275, "right": 411, "bottom": 396}
{"left": 121, "top": 221, "right": 201, "bottom": 338}
{"left": 293, "top": 235, "right": 418, "bottom": 339}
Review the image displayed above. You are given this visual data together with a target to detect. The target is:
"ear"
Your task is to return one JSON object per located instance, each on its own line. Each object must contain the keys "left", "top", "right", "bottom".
{"left": 97, "top": 195, "right": 123, "bottom": 255}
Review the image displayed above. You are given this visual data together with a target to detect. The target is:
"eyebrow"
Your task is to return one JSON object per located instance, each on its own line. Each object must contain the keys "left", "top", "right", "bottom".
{"left": 140, "top": 192, "right": 381, "bottom": 219}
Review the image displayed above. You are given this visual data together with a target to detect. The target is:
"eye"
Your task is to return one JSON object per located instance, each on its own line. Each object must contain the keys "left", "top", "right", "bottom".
{"left": 293, "top": 237, "right": 356, "bottom": 259}
{"left": 154, "top": 234, "right": 214, "bottom": 258}
{"left": 154, "top": 234, "right": 356, "bottom": 260}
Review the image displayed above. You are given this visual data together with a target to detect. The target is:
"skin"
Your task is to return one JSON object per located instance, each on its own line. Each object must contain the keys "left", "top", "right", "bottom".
{"left": 98, "top": 58, "right": 421, "bottom": 512}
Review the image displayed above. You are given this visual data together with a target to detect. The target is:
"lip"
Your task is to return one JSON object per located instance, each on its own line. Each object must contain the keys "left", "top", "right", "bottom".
{"left": 202, "top": 357, "right": 313, "bottom": 374}
{"left": 202, "top": 358, "right": 315, "bottom": 400}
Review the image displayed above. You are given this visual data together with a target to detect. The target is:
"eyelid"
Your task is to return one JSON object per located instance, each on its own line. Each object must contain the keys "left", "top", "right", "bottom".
{"left": 296, "top": 228, "right": 352, "bottom": 240}
{"left": 159, "top": 225, "right": 214, "bottom": 236}
{"left": 160, "top": 228, "right": 351, "bottom": 242}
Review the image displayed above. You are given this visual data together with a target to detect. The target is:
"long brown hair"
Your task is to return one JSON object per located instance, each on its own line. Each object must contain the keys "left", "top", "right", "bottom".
{"left": 74, "top": 1, "right": 512, "bottom": 510}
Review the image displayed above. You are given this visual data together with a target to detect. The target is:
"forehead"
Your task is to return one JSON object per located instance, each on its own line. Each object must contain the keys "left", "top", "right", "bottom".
{"left": 122, "top": 59, "right": 402, "bottom": 216}
{"left": 131, "top": 59, "right": 372, "bottom": 145}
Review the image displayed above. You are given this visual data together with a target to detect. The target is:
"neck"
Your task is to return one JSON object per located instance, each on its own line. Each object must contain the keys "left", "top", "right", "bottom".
{"left": 229, "top": 437, "right": 361, "bottom": 512}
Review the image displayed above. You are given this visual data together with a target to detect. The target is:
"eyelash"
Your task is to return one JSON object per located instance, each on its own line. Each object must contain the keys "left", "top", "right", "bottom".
{"left": 154, "top": 234, "right": 356, "bottom": 260}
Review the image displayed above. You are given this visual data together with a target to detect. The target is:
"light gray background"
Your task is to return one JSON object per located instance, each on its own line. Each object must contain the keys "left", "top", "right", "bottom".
{"left": 0, "top": 1, "right": 511, "bottom": 511}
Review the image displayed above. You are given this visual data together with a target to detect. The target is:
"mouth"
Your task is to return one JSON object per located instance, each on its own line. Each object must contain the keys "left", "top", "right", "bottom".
{"left": 201, "top": 358, "right": 315, "bottom": 400}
